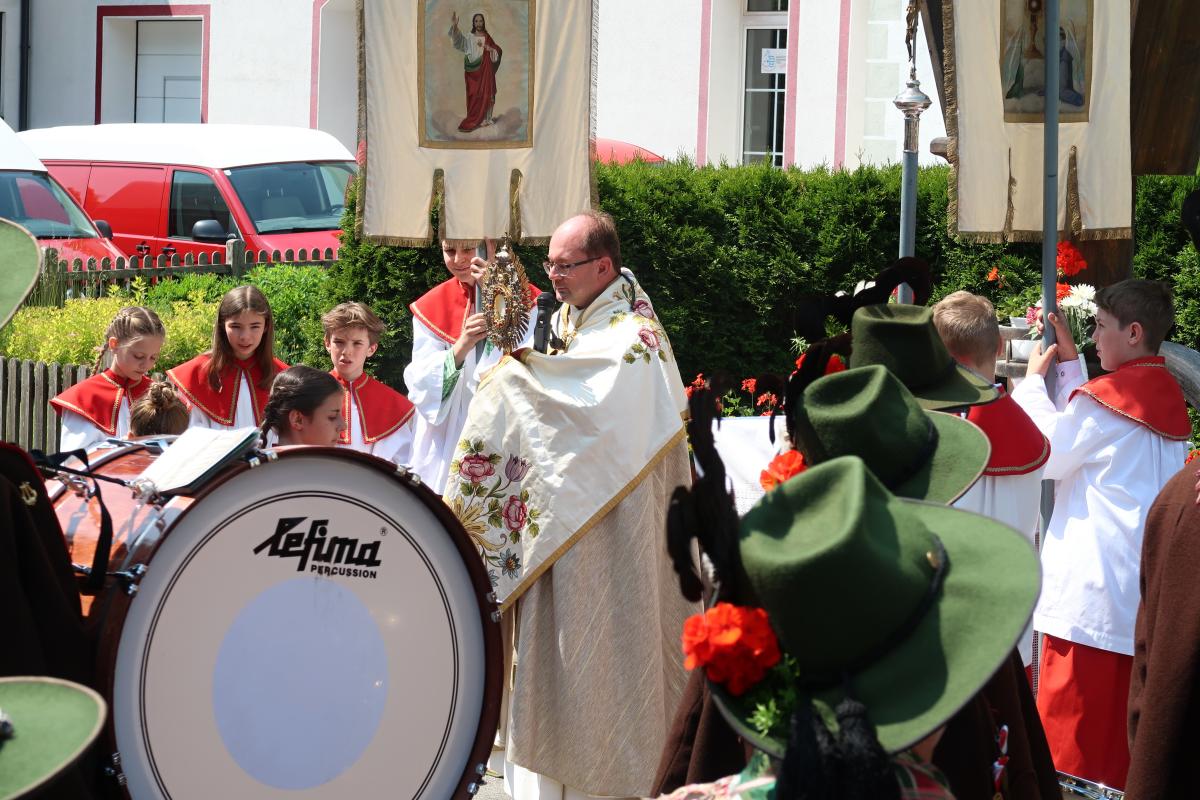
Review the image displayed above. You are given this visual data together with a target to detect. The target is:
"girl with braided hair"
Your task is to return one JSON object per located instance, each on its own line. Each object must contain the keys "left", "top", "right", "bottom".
{"left": 259, "top": 365, "right": 346, "bottom": 447}
{"left": 50, "top": 305, "right": 165, "bottom": 451}
{"left": 129, "top": 381, "right": 189, "bottom": 437}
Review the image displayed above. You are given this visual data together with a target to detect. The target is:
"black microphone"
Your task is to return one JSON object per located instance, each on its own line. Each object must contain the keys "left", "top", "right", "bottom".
{"left": 533, "top": 291, "right": 557, "bottom": 353}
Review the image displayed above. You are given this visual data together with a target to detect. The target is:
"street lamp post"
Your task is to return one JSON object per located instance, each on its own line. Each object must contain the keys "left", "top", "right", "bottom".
{"left": 894, "top": 3, "right": 932, "bottom": 304}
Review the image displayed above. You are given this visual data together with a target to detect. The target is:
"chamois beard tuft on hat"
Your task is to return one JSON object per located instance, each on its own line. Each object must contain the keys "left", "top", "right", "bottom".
{"left": 666, "top": 385, "right": 743, "bottom": 602}
{"left": 789, "top": 258, "right": 933, "bottom": 344}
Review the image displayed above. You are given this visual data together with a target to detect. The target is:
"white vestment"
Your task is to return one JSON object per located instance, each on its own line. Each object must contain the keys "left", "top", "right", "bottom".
{"left": 60, "top": 405, "right": 130, "bottom": 452}
{"left": 1012, "top": 359, "right": 1188, "bottom": 655}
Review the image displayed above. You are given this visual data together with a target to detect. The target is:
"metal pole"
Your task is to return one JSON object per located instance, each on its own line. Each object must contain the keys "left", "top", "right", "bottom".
{"left": 894, "top": 5, "right": 931, "bottom": 304}
{"left": 474, "top": 241, "right": 488, "bottom": 362}
{"left": 1034, "top": 0, "right": 1061, "bottom": 700}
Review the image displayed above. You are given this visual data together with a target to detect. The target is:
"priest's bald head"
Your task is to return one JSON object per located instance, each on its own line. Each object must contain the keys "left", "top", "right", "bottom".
{"left": 546, "top": 211, "right": 623, "bottom": 309}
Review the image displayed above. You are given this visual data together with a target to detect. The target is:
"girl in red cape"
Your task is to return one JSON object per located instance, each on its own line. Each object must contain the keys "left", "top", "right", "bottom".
{"left": 167, "top": 286, "right": 288, "bottom": 430}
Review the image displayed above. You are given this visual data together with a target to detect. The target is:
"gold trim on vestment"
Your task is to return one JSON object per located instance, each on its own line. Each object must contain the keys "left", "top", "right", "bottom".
{"left": 498, "top": 425, "right": 688, "bottom": 612}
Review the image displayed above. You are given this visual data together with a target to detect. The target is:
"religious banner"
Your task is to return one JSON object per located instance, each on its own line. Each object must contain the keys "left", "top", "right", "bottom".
{"left": 359, "top": 0, "right": 593, "bottom": 244}
{"left": 944, "top": 0, "right": 1130, "bottom": 241}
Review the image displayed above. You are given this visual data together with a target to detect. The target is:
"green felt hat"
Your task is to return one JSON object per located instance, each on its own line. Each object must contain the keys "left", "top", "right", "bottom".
{"left": 0, "top": 676, "right": 106, "bottom": 800}
{"left": 712, "top": 456, "right": 1039, "bottom": 756}
{"left": 792, "top": 365, "right": 989, "bottom": 504}
{"left": 0, "top": 219, "right": 40, "bottom": 332}
{"left": 850, "top": 304, "right": 999, "bottom": 410}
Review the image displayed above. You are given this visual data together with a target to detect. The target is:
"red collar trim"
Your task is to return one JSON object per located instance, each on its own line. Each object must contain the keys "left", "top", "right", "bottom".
{"left": 965, "top": 389, "right": 1051, "bottom": 475}
{"left": 50, "top": 369, "right": 150, "bottom": 435}
{"left": 332, "top": 371, "right": 415, "bottom": 444}
{"left": 168, "top": 354, "right": 288, "bottom": 427}
{"left": 410, "top": 276, "right": 543, "bottom": 344}
{"left": 1070, "top": 356, "right": 1191, "bottom": 440}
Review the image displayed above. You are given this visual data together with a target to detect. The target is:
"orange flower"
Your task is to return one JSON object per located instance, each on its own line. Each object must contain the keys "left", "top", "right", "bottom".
{"left": 681, "top": 603, "right": 782, "bottom": 696}
{"left": 741, "top": 378, "right": 757, "bottom": 395}
{"left": 1056, "top": 282, "right": 1071, "bottom": 302}
{"left": 794, "top": 352, "right": 847, "bottom": 374}
{"left": 685, "top": 373, "right": 706, "bottom": 398}
{"left": 1186, "top": 449, "right": 1199, "bottom": 465}
{"left": 986, "top": 266, "right": 1005, "bottom": 287}
{"left": 760, "top": 450, "right": 807, "bottom": 491}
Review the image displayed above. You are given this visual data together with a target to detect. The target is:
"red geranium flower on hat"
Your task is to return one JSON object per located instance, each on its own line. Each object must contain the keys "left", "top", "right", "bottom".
{"left": 794, "top": 352, "right": 847, "bottom": 375}
{"left": 682, "top": 602, "right": 782, "bottom": 696}
{"left": 760, "top": 450, "right": 806, "bottom": 491}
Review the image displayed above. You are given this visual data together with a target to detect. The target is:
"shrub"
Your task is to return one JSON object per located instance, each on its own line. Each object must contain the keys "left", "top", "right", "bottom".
{"left": 243, "top": 264, "right": 336, "bottom": 368}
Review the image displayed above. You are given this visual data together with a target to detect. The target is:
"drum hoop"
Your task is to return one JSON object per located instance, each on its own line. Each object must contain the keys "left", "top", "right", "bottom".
{"left": 1058, "top": 771, "right": 1125, "bottom": 799}
{"left": 44, "top": 441, "right": 150, "bottom": 505}
{"left": 94, "top": 447, "right": 503, "bottom": 799}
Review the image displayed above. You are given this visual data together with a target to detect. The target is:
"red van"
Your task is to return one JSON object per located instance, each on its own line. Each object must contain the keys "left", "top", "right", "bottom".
{"left": 0, "top": 119, "right": 125, "bottom": 267}
{"left": 19, "top": 124, "right": 356, "bottom": 261}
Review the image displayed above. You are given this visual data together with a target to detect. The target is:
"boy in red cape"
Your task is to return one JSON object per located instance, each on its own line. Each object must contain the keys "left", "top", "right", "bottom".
{"left": 322, "top": 302, "right": 414, "bottom": 465}
{"left": 933, "top": 291, "right": 1049, "bottom": 668}
{"left": 1013, "top": 279, "right": 1190, "bottom": 791}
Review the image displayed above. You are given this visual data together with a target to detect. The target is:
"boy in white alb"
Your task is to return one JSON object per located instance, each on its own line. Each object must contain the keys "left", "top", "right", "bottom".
{"left": 933, "top": 291, "right": 1049, "bottom": 667}
{"left": 404, "top": 241, "right": 539, "bottom": 492}
{"left": 1013, "top": 279, "right": 1190, "bottom": 791}
{"left": 323, "top": 302, "right": 415, "bottom": 465}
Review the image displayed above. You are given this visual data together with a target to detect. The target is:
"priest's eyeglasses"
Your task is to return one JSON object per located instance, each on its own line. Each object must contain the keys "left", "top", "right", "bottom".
{"left": 542, "top": 256, "right": 601, "bottom": 276}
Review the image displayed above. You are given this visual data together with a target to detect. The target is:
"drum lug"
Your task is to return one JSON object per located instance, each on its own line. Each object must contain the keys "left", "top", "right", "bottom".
{"left": 104, "top": 751, "right": 128, "bottom": 787}
{"left": 395, "top": 464, "right": 422, "bottom": 487}
{"left": 475, "top": 762, "right": 487, "bottom": 776}
{"left": 113, "top": 563, "right": 148, "bottom": 596}
{"left": 490, "top": 610, "right": 502, "bottom": 623}
{"left": 466, "top": 783, "right": 479, "bottom": 795}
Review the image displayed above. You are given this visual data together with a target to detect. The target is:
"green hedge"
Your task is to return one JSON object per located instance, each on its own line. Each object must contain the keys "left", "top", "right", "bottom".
{"left": 0, "top": 265, "right": 337, "bottom": 371}
{"left": 336, "top": 162, "right": 1199, "bottom": 387}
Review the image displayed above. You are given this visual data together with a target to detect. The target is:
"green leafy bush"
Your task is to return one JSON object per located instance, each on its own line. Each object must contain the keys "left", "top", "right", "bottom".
{"left": 243, "top": 264, "right": 336, "bottom": 368}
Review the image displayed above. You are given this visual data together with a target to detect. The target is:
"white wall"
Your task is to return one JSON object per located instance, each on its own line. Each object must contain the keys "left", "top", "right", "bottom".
{"left": 791, "top": 0, "right": 841, "bottom": 168}
{"left": 317, "top": 0, "right": 356, "bottom": 150}
{"left": 27, "top": 0, "right": 94, "bottom": 128}
{"left": 0, "top": 0, "right": 20, "bottom": 126}
{"left": 100, "top": 18, "right": 138, "bottom": 123}
{"left": 705, "top": 0, "right": 746, "bottom": 165}
{"left": 595, "top": 0, "right": 700, "bottom": 161}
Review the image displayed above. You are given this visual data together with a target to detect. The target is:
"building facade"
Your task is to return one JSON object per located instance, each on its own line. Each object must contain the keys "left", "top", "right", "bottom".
{"left": 4, "top": 0, "right": 944, "bottom": 168}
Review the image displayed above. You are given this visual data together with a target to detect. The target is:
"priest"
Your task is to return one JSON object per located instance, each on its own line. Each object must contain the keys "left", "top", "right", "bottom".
{"left": 444, "top": 211, "right": 697, "bottom": 799}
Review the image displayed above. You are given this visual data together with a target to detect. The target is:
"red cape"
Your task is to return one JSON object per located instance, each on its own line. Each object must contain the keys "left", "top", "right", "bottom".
{"left": 332, "top": 371, "right": 415, "bottom": 444}
{"left": 167, "top": 353, "right": 289, "bottom": 427}
{"left": 966, "top": 388, "right": 1050, "bottom": 476}
{"left": 1071, "top": 356, "right": 1191, "bottom": 441}
{"left": 409, "top": 276, "right": 541, "bottom": 345}
{"left": 50, "top": 369, "right": 150, "bottom": 435}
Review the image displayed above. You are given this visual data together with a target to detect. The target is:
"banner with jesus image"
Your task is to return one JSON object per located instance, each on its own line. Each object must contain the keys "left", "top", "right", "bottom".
{"left": 360, "top": 0, "right": 592, "bottom": 244}
{"left": 419, "top": 2, "right": 534, "bottom": 148}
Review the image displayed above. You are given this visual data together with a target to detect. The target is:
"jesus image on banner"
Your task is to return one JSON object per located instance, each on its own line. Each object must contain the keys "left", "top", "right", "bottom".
{"left": 1001, "top": 0, "right": 1091, "bottom": 122}
{"left": 450, "top": 12, "right": 502, "bottom": 131}
{"left": 419, "top": 1, "right": 533, "bottom": 149}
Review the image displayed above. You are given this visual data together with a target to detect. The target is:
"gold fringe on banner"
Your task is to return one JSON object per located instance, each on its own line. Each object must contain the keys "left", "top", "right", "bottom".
{"left": 354, "top": 0, "right": 367, "bottom": 241}
{"left": 1067, "top": 146, "right": 1082, "bottom": 238}
{"left": 1003, "top": 148, "right": 1016, "bottom": 241}
{"left": 509, "top": 169, "right": 524, "bottom": 243}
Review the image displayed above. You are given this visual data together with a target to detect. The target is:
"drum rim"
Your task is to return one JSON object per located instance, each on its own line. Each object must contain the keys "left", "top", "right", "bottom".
{"left": 94, "top": 447, "right": 503, "bottom": 799}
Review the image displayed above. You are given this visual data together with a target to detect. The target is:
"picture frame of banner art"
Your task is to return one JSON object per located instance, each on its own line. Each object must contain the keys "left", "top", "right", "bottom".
{"left": 418, "top": 0, "right": 535, "bottom": 149}
{"left": 1001, "top": 0, "right": 1093, "bottom": 123}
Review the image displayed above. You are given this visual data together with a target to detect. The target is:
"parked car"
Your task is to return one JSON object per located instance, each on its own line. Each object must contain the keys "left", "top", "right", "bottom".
{"left": 19, "top": 124, "right": 356, "bottom": 261}
{"left": 0, "top": 119, "right": 125, "bottom": 267}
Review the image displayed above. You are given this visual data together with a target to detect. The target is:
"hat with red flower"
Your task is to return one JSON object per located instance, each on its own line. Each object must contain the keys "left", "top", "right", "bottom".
{"left": 686, "top": 456, "right": 1039, "bottom": 757}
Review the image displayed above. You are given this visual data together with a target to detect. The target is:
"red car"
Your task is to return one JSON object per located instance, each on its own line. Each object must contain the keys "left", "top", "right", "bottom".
{"left": 20, "top": 124, "right": 356, "bottom": 262}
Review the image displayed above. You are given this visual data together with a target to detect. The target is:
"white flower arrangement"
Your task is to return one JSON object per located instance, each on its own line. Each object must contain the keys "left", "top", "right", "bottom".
{"left": 1028, "top": 283, "right": 1097, "bottom": 351}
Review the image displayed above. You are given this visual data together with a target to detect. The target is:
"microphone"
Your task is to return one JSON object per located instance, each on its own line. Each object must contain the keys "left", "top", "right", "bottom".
{"left": 533, "top": 291, "right": 557, "bottom": 353}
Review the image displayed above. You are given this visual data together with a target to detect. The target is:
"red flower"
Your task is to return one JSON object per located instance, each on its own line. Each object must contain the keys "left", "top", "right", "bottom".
{"left": 1056, "top": 282, "right": 1071, "bottom": 302}
{"left": 986, "top": 266, "right": 1005, "bottom": 287}
{"left": 1186, "top": 449, "right": 1199, "bottom": 465}
{"left": 794, "top": 352, "right": 847, "bottom": 375}
{"left": 742, "top": 378, "right": 757, "bottom": 395}
{"left": 502, "top": 495, "right": 528, "bottom": 531}
{"left": 685, "top": 373, "right": 706, "bottom": 398}
{"left": 459, "top": 453, "right": 495, "bottom": 484}
{"left": 756, "top": 392, "right": 779, "bottom": 409}
{"left": 681, "top": 603, "right": 782, "bottom": 696}
{"left": 760, "top": 450, "right": 807, "bottom": 491}
{"left": 1056, "top": 241, "right": 1087, "bottom": 277}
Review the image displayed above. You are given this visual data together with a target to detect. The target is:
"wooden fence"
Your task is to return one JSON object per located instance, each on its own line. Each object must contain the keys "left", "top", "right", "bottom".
{"left": 39, "top": 239, "right": 339, "bottom": 300}
{"left": 0, "top": 357, "right": 90, "bottom": 453}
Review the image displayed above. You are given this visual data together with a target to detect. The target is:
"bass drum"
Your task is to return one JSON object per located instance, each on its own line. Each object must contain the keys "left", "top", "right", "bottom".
{"left": 59, "top": 444, "right": 502, "bottom": 799}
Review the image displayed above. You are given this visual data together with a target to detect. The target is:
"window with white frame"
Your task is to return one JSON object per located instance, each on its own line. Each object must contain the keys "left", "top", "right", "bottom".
{"left": 742, "top": 1, "right": 788, "bottom": 167}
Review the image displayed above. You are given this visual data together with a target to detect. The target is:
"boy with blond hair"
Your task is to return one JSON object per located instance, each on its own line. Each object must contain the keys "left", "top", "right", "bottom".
{"left": 1013, "top": 279, "right": 1190, "bottom": 791}
{"left": 322, "top": 302, "right": 415, "bottom": 464}
{"left": 933, "top": 291, "right": 1049, "bottom": 668}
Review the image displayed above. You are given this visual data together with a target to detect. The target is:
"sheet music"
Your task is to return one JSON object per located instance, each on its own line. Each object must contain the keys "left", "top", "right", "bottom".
{"left": 138, "top": 426, "right": 259, "bottom": 494}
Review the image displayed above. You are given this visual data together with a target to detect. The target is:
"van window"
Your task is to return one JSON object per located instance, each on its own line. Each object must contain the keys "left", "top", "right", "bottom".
{"left": 0, "top": 171, "right": 97, "bottom": 239}
{"left": 226, "top": 161, "right": 355, "bottom": 234}
{"left": 170, "top": 170, "right": 235, "bottom": 239}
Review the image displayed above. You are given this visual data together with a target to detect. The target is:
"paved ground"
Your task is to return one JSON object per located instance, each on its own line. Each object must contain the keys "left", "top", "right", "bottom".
{"left": 475, "top": 773, "right": 510, "bottom": 800}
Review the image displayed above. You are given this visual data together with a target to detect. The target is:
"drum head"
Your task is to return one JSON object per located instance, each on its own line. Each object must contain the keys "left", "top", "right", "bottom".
{"left": 108, "top": 452, "right": 495, "bottom": 798}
